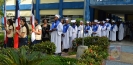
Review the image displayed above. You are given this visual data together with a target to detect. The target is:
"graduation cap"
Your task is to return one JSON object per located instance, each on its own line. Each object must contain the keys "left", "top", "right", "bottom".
{"left": 102, "top": 21, "right": 105, "bottom": 23}
{"left": 65, "top": 18, "right": 69, "bottom": 21}
{"left": 55, "top": 14, "right": 60, "bottom": 18}
{"left": 71, "top": 20, "right": 76, "bottom": 23}
{"left": 94, "top": 19, "right": 98, "bottom": 22}
{"left": 86, "top": 21, "right": 90, "bottom": 23}
{"left": 106, "top": 18, "right": 110, "bottom": 21}
{"left": 80, "top": 20, "right": 83, "bottom": 22}
{"left": 112, "top": 20, "right": 115, "bottom": 22}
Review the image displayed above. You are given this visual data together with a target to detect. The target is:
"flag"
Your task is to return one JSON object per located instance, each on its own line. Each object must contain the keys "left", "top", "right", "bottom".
{"left": 4, "top": 0, "right": 8, "bottom": 47}
{"left": 31, "top": 0, "right": 35, "bottom": 42}
{"left": 14, "top": 0, "right": 20, "bottom": 48}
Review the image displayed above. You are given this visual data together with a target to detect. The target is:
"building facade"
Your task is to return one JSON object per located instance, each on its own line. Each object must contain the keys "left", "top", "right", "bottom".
{"left": 4, "top": 0, "right": 133, "bottom": 24}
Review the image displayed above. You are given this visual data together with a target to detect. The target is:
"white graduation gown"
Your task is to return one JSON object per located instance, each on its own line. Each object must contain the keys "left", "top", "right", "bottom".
{"left": 51, "top": 23, "right": 63, "bottom": 53}
{"left": 84, "top": 26, "right": 92, "bottom": 37}
{"left": 78, "top": 25, "right": 84, "bottom": 38}
{"left": 110, "top": 25, "right": 118, "bottom": 41}
{"left": 62, "top": 26, "right": 72, "bottom": 49}
{"left": 92, "top": 25, "right": 101, "bottom": 37}
{"left": 118, "top": 23, "right": 124, "bottom": 40}
{"left": 105, "top": 23, "right": 111, "bottom": 39}
{"left": 70, "top": 26, "right": 77, "bottom": 48}
{"left": 101, "top": 25, "right": 107, "bottom": 37}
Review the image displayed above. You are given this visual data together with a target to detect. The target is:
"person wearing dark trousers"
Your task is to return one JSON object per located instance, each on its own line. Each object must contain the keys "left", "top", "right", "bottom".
{"left": 41, "top": 19, "right": 50, "bottom": 42}
{"left": 16, "top": 17, "right": 29, "bottom": 47}
{"left": 32, "top": 18, "right": 42, "bottom": 44}
{"left": 5, "top": 19, "right": 14, "bottom": 47}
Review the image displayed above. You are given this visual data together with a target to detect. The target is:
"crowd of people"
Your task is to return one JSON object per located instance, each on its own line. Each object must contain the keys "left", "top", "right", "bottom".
{"left": 4, "top": 14, "right": 133, "bottom": 56}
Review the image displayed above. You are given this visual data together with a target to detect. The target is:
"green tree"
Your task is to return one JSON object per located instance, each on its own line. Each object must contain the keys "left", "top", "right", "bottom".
{"left": 0, "top": 0, "right": 4, "bottom": 17}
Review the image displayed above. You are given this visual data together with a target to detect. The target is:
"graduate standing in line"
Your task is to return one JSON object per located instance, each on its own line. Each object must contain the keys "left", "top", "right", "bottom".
{"left": 78, "top": 21, "right": 84, "bottom": 38}
{"left": 84, "top": 21, "right": 92, "bottom": 37}
{"left": 62, "top": 18, "right": 72, "bottom": 53}
{"left": 105, "top": 18, "right": 111, "bottom": 39}
{"left": 101, "top": 21, "right": 107, "bottom": 37}
{"left": 50, "top": 14, "right": 63, "bottom": 55}
{"left": 5, "top": 19, "right": 14, "bottom": 47}
{"left": 110, "top": 20, "right": 118, "bottom": 42}
{"left": 92, "top": 19, "right": 101, "bottom": 37}
{"left": 70, "top": 20, "right": 77, "bottom": 49}
{"left": 118, "top": 20, "right": 124, "bottom": 41}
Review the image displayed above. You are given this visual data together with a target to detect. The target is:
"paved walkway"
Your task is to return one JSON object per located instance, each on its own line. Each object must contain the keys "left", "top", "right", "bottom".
{"left": 62, "top": 40, "right": 133, "bottom": 65}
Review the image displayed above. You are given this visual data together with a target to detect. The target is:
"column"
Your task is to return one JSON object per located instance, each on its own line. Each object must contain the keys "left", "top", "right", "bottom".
{"left": 124, "top": 14, "right": 127, "bottom": 21}
{"left": 35, "top": 0, "right": 40, "bottom": 23}
{"left": 90, "top": 7, "right": 94, "bottom": 21}
{"left": 59, "top": 0, "right": 63, "bottom": 19}
{"left": 84, "top": 0, "right": 90, "bottom": 21}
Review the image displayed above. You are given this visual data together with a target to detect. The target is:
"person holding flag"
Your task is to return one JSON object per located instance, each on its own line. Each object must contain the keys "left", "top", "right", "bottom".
{"left": 5, "top": 19, "right": 14, "bottom": 47}
{"left": 32, "top": 18, "right": 42, "bottom": 44}
{"left": 16, "top": 17, "right": 29, "bottom": 47}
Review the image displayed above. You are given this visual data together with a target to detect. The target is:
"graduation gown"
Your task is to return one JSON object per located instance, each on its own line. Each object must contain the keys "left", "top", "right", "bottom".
{"left": 101, "top": 25, "right": 107, "bottom": 37}
{"left": 105, "top": 23, "right": 111, "bottom": 39}
{"left": 84, "top": 25, "right": 92, "bottom": 37}
{"left": 92, "top": 24, "right": 101, "bottom": 37}
{"left": 78, "top": 25, "right": 84, "bottom": 38}
{"left": 62, "top": 24, "right": 72, "bottom": 49}
{"left": 51, "top": 21, "right": 63, "bottom": 53}
{"left": 110, "top": 24, "right": 118, "bottom": 41}
{"left": 70, "top": 25, "right": 77, "bottom": 48}
{"left": 118, "top": 23, "right": 124, "bottom": 40}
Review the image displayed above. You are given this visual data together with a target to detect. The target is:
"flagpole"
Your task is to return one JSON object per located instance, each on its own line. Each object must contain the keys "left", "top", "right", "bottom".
{"left": 82, "top": 0, "right": 86, "bottom": 46}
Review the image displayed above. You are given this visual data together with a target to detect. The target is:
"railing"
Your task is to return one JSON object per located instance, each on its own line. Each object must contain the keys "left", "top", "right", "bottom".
{"left": 90, "top": 0, "right": 133, "bottom": 6}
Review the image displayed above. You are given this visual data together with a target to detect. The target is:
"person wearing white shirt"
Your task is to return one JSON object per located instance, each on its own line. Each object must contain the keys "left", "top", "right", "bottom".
{"left": 110, "top": 20, "right": 118, "bottom": 42}
{"left": 84, "top": 21, "right": 92, "bottom": 37}
{"left": 78, "top": 21, "right": 84, "bottom": 38}
{"left": 101, "top": 21, "right": 106, "bottom": 37}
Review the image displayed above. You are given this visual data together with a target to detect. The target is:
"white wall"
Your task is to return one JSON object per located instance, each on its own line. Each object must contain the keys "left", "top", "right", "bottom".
{"left": 64, "top": 0, "right": 84, "bottom": 2}
{"left": 40, "top": 10, "right": 59, "bottom": 15}
{"left": 40, "top": 0, "right": 59, "bottom": 3}
{"left": 63, "top": 9, "right": 84, "bottom": 15}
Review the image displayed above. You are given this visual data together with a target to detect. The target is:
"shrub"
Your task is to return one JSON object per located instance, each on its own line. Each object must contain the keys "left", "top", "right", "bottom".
{"left": 32, "top": 41, "right": 56, "bottom": 55}
{"left": 40, "top": 55, "right": 78, "bottom": 65}
{"left": 73, "top": 37, "right": 110, "bottom": 65}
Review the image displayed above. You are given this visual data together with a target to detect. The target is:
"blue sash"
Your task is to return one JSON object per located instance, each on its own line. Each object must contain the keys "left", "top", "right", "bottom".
{"left": 51, "top": 20, "right": 60, "bottom": 30}
{"left": 92, "top": 25, "right": 98, "bottom": 32}
{"left": 63, "top": 24, "right": 70, "bottom": 33}
{"left": 84, "top": 26, "right": 90, "bottom": 34}
{"left": 72, "top": 24, "right": 76, "bottom": 29}
{"left": 106, "top": 23, "right": 110, "bottom": 27}
{"left": 111, "top": 24, "right": 116, "bottom": 31}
